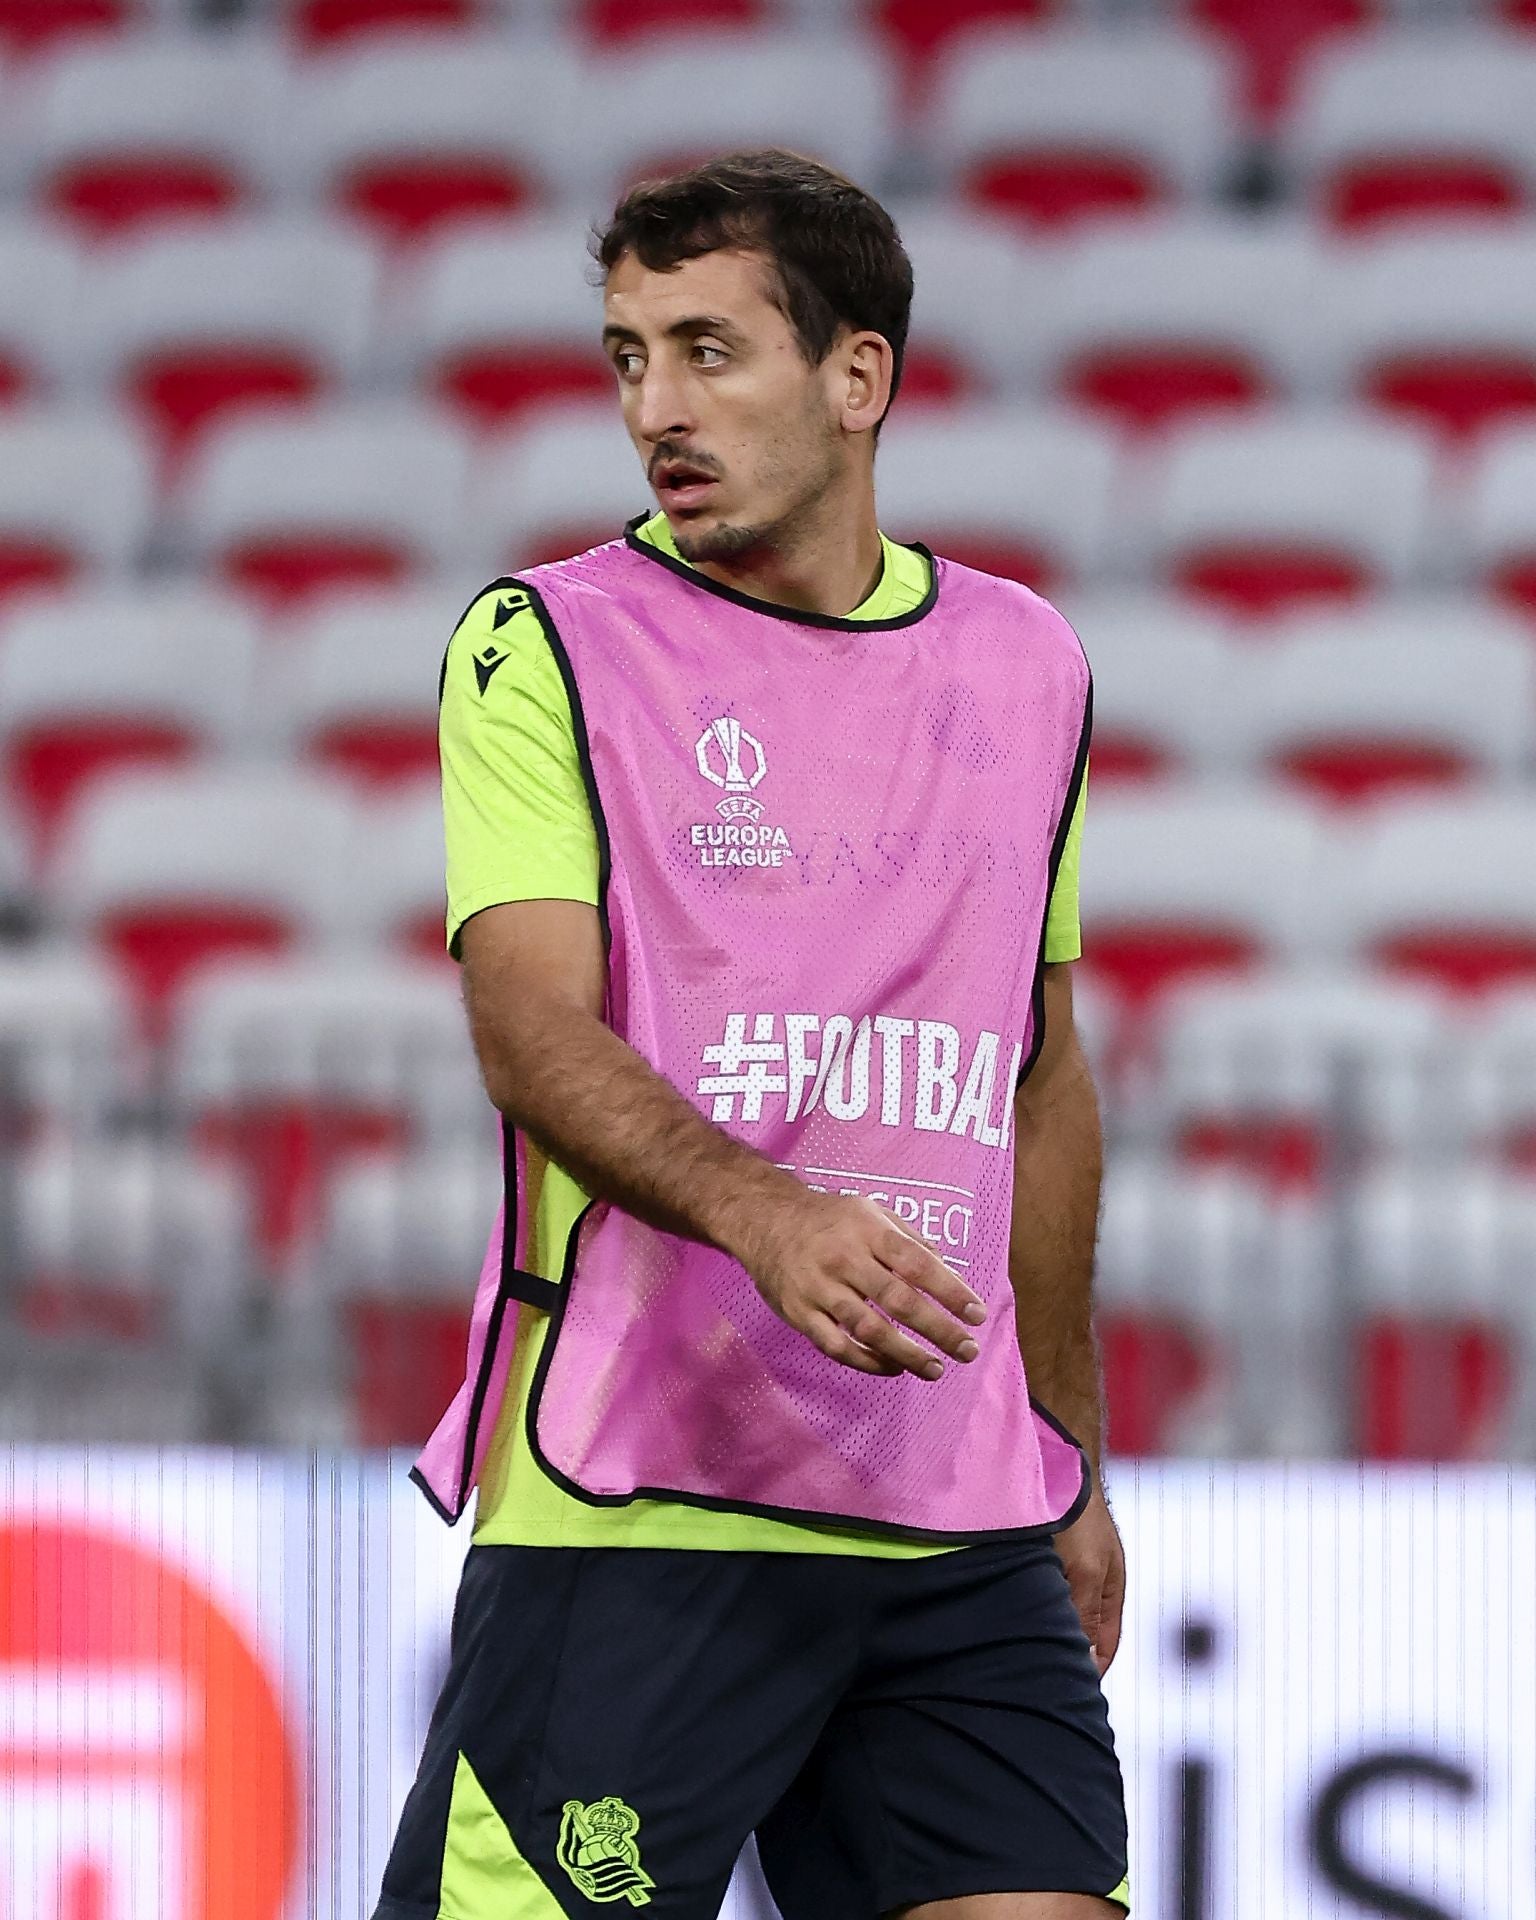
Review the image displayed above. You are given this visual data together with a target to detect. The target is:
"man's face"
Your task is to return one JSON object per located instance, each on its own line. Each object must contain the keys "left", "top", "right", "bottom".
{"left": 602, "top": 246, "right": 845, "bottom": 565}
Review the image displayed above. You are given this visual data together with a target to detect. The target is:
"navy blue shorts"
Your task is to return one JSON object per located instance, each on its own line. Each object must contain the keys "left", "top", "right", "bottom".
{"left": 373, "top": 1538, "right": 1130, "bottom": 1919}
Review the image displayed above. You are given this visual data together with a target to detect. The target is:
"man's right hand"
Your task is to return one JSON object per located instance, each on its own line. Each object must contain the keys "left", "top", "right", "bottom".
{"left": 735, "top": 1192, "right": 988, "bottom": 1381}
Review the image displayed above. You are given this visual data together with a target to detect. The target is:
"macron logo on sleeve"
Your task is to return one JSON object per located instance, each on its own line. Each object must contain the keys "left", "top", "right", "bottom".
{"left": 472, "top": 591, "right": 529, "bottom": 695}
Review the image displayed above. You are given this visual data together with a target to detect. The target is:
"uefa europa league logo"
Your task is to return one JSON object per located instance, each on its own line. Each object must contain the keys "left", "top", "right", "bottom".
{"left": 695, "top": 716, "right": 767, "bottom": 822}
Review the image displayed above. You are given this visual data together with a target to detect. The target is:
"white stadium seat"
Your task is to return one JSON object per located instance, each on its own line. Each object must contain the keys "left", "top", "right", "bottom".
{"left": 0, "top": 947, "right": 140, "bottom": 1135}
{"left": 173, "top": 401, "right": 474, "bottom": 606}
{"left": 1029, "top": 215, "right": 1330, "bottom": 430}
{"left": 287, "top": 34, "right": 584, "bottom": 243}
{"left": 474, "top": 403, "right": 647, "bottom": 571}
{"left": 1332, "top": 793, "right": 1536, "bottom": 994}
{"left": 73, "top": 218, "right": 384, "bottom": 455}
{"left": 1285, "top": 28, "right": 1536, "bottom": 228}
{"left": 578, "top": 31, "right": 900, "bottom": 213}
{"left": 1095, "top": 1156, "right": 1334, "bottom": 1455}
{"left": 1078, "top": 786, "right": 1332, "bottom": 1004}
{"left": 927, "top": 26, "right": 1242, "bottom": 229}
{"left": 1240, "top": 606, "right": 1536, "bottom": 803}
{"left": 874, "top": 406, "right": 1123, "bottom": 592}
{"left": 270, "top": 585, "right": 447, "bottom": 785}
{"left": 0, "top": 218, "right": 83, "bottom": 402}
{"left": 395, "top": 217, "right": 609, "bottom": 429}
{"left": 1058, "top": 591, "right": 1247, "bottom": 783}
{"left": 1450, "top": 989, "right": 1536, "bottom": 1171}
{"left": 1325, "top": 226, "right": 1536, "bottom": 440}
{"left": 0, "top": 584, "right": 263, "bottom": 857}
{"left": 14, "top": 34, "right": 291, "bottom": 236}
{"left": 330, "top": 775, "right": 453, "bottom": 960}
{"left": 49, "top": 764, "right": 359, "bottom": 1027}
{"left": 890, "top": 204, "right": 1044, "bottom": 405}
{"left": 1461, "top": 423, "right": 1536, "bottom": 614}
{"left": 1141, "top": 410, "right": 1440, "bottom": 617}
{"left": 0, "top": 407, "right": 156, "bottom": 595}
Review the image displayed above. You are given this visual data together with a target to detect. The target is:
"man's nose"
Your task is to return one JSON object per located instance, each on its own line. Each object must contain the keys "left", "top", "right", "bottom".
{"left": 635, "top": 363, "right": 695, "bottom": 447}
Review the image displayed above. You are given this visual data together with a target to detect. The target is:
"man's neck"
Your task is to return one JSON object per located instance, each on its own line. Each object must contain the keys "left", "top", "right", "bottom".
{"left": 677, "top": 507, "right": 885, "bottom": 618}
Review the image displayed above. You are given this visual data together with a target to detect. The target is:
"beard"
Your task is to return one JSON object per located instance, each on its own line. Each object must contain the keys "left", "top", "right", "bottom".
{"left": 668, "top": 517, "right": 769, "bottom": 564}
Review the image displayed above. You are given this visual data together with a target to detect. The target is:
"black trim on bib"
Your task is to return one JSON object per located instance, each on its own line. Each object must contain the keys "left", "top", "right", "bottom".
{"left": 1016, "top": 673, "right": 1093, "bottom": 1096}
{"left": 623, "top": 514, "right": 940, "bottom": 632}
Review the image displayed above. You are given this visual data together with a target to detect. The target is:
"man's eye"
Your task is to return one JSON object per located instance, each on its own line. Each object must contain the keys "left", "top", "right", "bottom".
{"left": 694, "top": 345, "right": 727, "bottom": 366}
{"left": 615, "top": 351, "right": 644, "bottom": 378}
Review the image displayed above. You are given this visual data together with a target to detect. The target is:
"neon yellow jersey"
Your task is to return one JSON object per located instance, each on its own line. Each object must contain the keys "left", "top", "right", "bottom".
{"left": 440, "top": 514, "right": 1088, "bottom": 1552}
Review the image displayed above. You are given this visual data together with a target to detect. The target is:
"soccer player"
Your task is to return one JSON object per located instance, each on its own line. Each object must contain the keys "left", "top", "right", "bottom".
{"left": 374, "top": 150, "right": 1129, "bottom": 1920}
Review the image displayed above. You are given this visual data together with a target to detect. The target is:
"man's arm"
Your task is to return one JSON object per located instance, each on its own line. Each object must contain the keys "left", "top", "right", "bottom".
{"left": 458, "top": 899, "right": 986, "bottom": 1381}
{"left": 1009, "top": 961, "right": 1124, "bottom": 1674}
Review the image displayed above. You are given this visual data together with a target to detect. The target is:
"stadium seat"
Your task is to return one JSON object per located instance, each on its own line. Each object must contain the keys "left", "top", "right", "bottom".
{"left": 1149, "top": 967, "right": 1457, "bottom": 1189}
{"left": 0, "top": 220, "right": 83, "bottom": 408}
{"left": 1031, "top": 216, "right": 1326, "bottom": 433}
{"left": 871, "top": 0, "right": 1055, "bottom": 79}
{"left": 17, "top": 35, "right": 290, "bottom": 238}
{"left": 1142, "top": 411, "right": 1438, "bottom": 618}
{"left": 1451, "top": 991, "right": 1536, "bottom": 1174}
{"left": 1077, "top": 786, "right": 1329, "bottom": 1007}
{"left": 578, "top": 32, "right": 899, "bottom": 213}
{"left": 172, "top": 954, "right": 482, "bottom": 1267}
{"left": 873, "top": 406, "right": 1122, "bottom": 592}
{"left": 580, "top": 0, "right": 768, "bottom": 42}
{"left": 1095, "top": 1156, "right": 1333, "bottom": 1455}
{"left": 284, "top": 0, "right": 495, "bottom": 44}
{"left": 77, "top": 219, "right": 383, "bottom": 462}
{"left": 1286, "top": 29, "right": 1536, "bottom": 229}
{"left": 0, "top": 948, "right": 138, "bottom": 1143}
{"left": 309, "top": 1147, "right": 501, "bottom": 1446}
{"left": 892, "top": 205, "right": 1044, "bottom": 406}
{"left": 0, "top": 0, "right": 141, "bottom": 55}
{"left": 12, "top": 1136, "right": 251, "bottom": 1364}
{"left": 272, "top": 587, "right": 445, "bottom": 787}
{"left": 288, "top": 35, "right": 583, "bottom": 245}
{"left": 49, "top": 764, "right": 358, "bottom": 1034}
{"left": 1462, "top": 425, "right": 1536, "bottom": 616}
{"left": 173, "top": 402, "right": 473, "bottom": 607}
{"left": 927, "top": 27, "right": 1241, "bottom": 231}
{"left": 1328, "top": 227, "right": 1536, "bottom": 441}
{"left": 0, "top": 408, "right": 155, "bottom": 602}
{"left": 0, "top": 585, "right": 261, "bottom": 862}
{"left": 1242, "top": 607, "right": 1536, "bottom": 805}
{"left": 1338, "top": 794, "right": 1536, "bottom": 995}
{"left": 397, "top": 220, "right": 608, "bottom": 430}
{"left": 1350, "top": 1164, "right": 1531, "bottom": 1458}
{"left": 1188, "top": 0, "right": 1366, "bottom": 126}
{"left": 1057, "top": 591, "right": 1245, "bottom": 784}
{"left": 330, "top": 777, "right": 453, "bottom": 962}
{"left": 474, "top": 404, "right": 646, "bottom": 570}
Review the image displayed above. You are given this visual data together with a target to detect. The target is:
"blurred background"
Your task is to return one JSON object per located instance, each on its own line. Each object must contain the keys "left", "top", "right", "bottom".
{"left": 3, "top": 0, "right": 1536, "bottom": 1468}
{"left": 3, "top": 2, "right": 1536, "bottom": 1915}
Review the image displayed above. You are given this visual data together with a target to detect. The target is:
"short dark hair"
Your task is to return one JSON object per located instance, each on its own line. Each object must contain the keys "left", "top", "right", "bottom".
{"left": 592, "top": 148, "right": 913, "bottom": 425}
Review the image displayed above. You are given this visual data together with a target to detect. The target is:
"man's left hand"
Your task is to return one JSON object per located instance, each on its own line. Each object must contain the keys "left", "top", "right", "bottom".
{"left": 1054, "top": 1478, "right": 1125, "bottom": 1678}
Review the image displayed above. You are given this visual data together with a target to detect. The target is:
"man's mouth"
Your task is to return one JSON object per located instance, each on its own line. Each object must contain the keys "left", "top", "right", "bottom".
{"left": 652, "top": 460, "right": 719, "bottom": 510}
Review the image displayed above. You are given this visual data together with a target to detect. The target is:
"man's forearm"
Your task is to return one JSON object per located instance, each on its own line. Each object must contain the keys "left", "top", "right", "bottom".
{"left": 467, "top": 975, "right": 803, "bottom": 1266}
{"left": 1008, "top": 1033, "right": 1107, "bottom": 1474}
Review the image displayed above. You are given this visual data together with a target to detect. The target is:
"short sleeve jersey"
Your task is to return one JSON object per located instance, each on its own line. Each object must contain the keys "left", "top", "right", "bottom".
{"left": 442, "top": 515, "right": 1089, "bottom": 1554}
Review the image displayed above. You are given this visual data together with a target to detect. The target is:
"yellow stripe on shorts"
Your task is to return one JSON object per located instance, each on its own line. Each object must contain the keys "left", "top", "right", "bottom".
{"left": 439, "top": 1751, "right": 565, "bottom": 1919}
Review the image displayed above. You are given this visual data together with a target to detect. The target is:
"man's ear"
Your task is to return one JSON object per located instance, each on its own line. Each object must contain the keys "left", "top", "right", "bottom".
{"left": 839, "top": 331, "right": 894, "bottom": 438}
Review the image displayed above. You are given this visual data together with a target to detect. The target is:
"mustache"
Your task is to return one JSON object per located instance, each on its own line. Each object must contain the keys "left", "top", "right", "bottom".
{"left": 648, "top": 440, "right": 722, "bottom": 482}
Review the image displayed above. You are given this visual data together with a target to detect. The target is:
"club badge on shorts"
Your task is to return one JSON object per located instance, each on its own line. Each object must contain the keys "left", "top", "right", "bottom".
{"left": 557, "top": 1796, "right": 656, "bottom": 1907}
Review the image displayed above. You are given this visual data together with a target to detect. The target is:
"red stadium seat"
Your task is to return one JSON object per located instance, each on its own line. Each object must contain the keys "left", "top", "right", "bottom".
{"left": 1357, "top": 1317, "right": 1515, "bottom": 1460}
{"left": 874, "top": 0, "right": 1053, "bottom": 74}
{"left": 1098, "top": 1311, "right": 1213, "bottom": 1456}
{"left": 930, "top": 28, "right": 1239, "bottom": 233}
{"left": 277, "top": 590, "right": 443, "bottom": 790}
{"left": 348, "top": 1295, "right": 473, "bottom": 1445}
{"left": 0, "top": 0, "right": 131, "bottom": 54}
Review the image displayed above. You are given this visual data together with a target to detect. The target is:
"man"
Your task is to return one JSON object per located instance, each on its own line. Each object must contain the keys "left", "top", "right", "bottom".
{"left": 375, "top": 149, "right": 1129, "bottom": 1920}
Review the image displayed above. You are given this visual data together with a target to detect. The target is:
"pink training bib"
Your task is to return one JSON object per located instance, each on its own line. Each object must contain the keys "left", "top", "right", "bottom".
{"left": 413, "top": 524, "right": 1092, "bottom": 1540}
